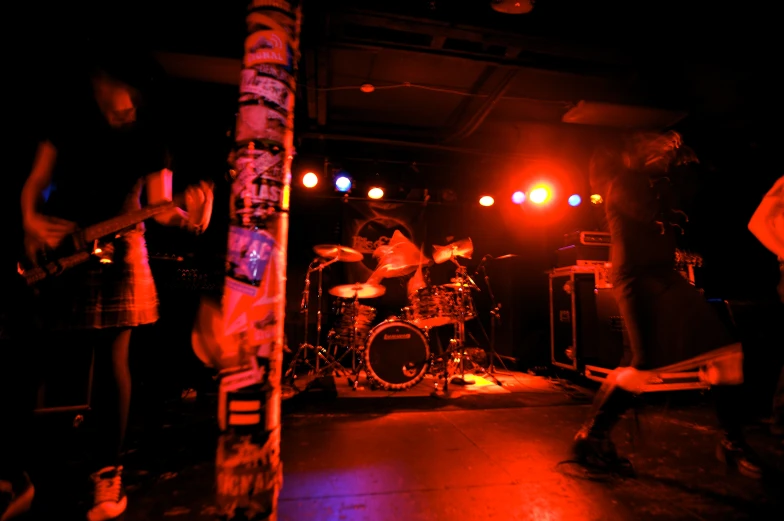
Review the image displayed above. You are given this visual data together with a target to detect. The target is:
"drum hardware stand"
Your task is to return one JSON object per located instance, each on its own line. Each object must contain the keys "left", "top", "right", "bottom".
{"left": 438, "top": 262, "right": 486, "bottom": 393}
{"left": 285, "top": 257, "right": 346, "bottom": 385}
{"left": 480, "top": 263, "right": 509, "bottom": 378}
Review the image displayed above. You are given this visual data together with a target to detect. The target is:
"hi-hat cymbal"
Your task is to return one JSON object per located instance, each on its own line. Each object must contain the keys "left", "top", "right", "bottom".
{"left": 313, "top": 244, "right": 364, "bottom": 262}
{"left": 329, "top": 283, "right": 386, "bottom": 299}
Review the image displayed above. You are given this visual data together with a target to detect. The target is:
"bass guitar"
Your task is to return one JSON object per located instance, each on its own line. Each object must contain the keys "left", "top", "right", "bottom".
{"left": 18, "top": 194, "right": 184, "bottom": 286}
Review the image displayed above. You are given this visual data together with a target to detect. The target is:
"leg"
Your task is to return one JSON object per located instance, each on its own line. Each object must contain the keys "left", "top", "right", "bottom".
{"left": 87, "top": 328, "right": 131, "bottom": 521}
{"left": 90, "top": 328, "right": 132, "bottom": 470}
{"left": 570, "top": 282, "right": 651, "bottom": 474}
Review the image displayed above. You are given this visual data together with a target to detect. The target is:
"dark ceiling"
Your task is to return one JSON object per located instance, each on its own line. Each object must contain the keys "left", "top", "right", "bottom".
{"left": 15, "top": 0, "right": 782, "bottom": 187}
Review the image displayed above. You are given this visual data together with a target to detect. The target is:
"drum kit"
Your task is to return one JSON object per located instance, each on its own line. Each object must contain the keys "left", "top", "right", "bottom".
{"left": 285, "top": 238, "right": 514, "bottom": 394}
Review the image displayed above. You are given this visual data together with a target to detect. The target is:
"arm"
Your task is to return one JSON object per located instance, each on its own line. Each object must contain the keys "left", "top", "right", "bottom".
{"left": 21, "top": 141, "right": 57, "bottom": 222}
{"left": 146, "top": 169, "right": 214, "bottom": 233}
{"left": 748, "top": 176, "right": 784, "bottom": 258}
{"left": 20, "top": 140, "right": 75, "bottom": 250}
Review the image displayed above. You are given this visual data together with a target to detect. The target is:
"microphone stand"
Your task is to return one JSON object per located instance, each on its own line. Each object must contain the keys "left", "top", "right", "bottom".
{"left": 480, "top": 263, "right": 510, "bottom": 375}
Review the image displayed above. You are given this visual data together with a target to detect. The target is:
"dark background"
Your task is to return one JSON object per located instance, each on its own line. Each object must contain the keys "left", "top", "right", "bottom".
{"left": 3, "top": 1, "right": 782, "bottom": 388}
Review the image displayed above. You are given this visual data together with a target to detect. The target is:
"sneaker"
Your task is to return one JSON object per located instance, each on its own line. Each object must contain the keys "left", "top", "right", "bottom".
{"left": 716, "top": 438, "right": 763, "bottom": 479}
{"left": 0, "top": 472, "right": 35, "bottom": 521}
{"left": 86, "top": 466, "right": 127, "bottom": 521}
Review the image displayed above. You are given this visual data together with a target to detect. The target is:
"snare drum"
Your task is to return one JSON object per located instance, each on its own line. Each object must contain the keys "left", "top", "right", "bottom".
{"left": 364, "top": 319, "right": 430, "bottom": 390}
{"left": 329, "top": 298, "right": 376, "bottom": 347}
{"left": 407, "top": 286, "right": 455, "bottom": 328}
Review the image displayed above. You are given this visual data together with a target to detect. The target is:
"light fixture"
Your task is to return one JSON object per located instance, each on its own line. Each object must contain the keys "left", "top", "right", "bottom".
{"left": 529, "top": 186, "right": 551, "bottom": 204}
{"left": 568, "top": 194, "right": 582, "bottom": 207}
{"left": 512, "top": 191, "right": 525, "bottom": 204}
{"left": 368, "top": 187, "right": 384, "bottom": 199}
{"left": 490, "top": 0, "right": 534, "bottom": 15}
{"left": 334, "top": 173, "right": 352, "bottom": 193}
{"left": 590, "top": 194, "right": 604, "bottom": 205}
{"left": 302, "top": 172, "right": 318, "bottom": 188}
{"left": 479, "top": 195, "right": 495, "bottom": 207}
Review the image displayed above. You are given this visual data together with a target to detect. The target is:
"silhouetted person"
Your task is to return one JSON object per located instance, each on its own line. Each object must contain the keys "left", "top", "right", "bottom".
{"left": 571, "top": 131, "right": 762, "bottom": 478}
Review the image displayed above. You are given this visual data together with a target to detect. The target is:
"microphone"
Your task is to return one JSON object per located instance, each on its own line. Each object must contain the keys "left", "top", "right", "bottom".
{"left": 474, "top": 254, "right": 492, "bottom": 276}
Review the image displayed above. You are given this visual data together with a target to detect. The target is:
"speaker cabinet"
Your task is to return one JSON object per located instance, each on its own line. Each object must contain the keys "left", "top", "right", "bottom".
{"left": 549, "top": 266, "right": 625, "bottom": 372}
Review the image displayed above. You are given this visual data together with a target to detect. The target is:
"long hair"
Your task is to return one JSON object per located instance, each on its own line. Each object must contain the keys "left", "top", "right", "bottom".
{"left": 625, "top": 130, "right": 699, "bottom": 174}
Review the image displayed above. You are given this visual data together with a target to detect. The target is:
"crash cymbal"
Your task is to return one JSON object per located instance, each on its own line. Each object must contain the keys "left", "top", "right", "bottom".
{"left": 329, "top": 283, "right": 386, "bottom": 299}
{"left": 313, "top": 244, "right": 364, "bottom": 262}
{"left": 432, "top": 238, "right": 474, "bottom": 264}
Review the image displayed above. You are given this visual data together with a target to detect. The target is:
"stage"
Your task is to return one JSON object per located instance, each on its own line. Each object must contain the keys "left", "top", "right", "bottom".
{"left": 20, "top": 370, "right": 784, "bottom": 521}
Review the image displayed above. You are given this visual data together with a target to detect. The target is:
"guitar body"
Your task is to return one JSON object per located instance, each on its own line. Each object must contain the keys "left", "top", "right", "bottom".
{"left": 17, "top": 195, "right": 183, "bottom": 287}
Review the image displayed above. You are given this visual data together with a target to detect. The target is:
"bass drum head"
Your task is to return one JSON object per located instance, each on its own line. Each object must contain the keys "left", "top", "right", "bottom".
{"left": 364, "top": 320, "right": 430, "bottom": 391}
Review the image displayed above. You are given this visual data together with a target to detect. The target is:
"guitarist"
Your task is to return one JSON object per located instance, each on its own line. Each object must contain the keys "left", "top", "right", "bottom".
{"left": 2, "top": 46, "right": 213, "bottom": 521}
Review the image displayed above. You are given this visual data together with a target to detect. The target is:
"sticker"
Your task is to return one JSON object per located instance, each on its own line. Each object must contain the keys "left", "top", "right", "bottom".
{"left": 249, "top": 0, "right": 297, "bottom": 14}
{"left": 243, "top": 16, "right": 295, "bottom": 71}
{"left": 226, "top": 227, "right": 275, "bottom": 293}
{"left": 236, "top": 104, "right": 288, "bottom": 144}
{"left": 215, "top": 431, "right": 282, "bottom": 519}
{"left": 239, "top": 72, "right": 292, "bottom": 110}
{"left": 243, "top": 64, "right": 295, "bottom": 87}
{"left": 235, "top": 147, "right": 285, "bottom": 186}
{"left": 247, "top": 11, "right": 297, "bottom": 41}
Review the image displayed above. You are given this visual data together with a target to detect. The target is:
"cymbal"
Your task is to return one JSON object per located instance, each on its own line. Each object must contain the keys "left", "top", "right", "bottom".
{"left": 313, "top": 244, "right": 364, "bottom": 262}
{"left": 433, "top": 238, "right": 473, "bottom": 264}
{"left": 329, "top": 283, "right": 386, "bottom": 299}
{"left": 441, "top": 280, "right": 479, "bottom": 290}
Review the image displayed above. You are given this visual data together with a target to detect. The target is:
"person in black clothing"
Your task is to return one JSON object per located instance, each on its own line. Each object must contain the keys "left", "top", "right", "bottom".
{"left": 1, "top": 44, "right": 213, "bottom": 521}
{"left": 571, "top": 131, "right": 761, "bottom": 478}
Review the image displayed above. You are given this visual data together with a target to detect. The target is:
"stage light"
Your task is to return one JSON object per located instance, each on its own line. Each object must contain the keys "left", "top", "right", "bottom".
{"left": 529, "top": 185, "right": 551, "bottom": 204}
{"left": 302, "top": 172, "right": 318, "bottom": 188}
{"left": 568, "top": 194, "right": 582, "bottom": 207}
{"left": 479, "top": 195, "right": 495, "bottom": 207}
{"left": 334, "top": 174, "right": 352, "bottom": 192}
{"left": 590, "top": 194, "right": 603, "bottom": 204}
{"left": 512, "top": 191, "right": 525, "bottom": 204}
{"left": 368, "top": 187, "right": 384, "bottom": 199}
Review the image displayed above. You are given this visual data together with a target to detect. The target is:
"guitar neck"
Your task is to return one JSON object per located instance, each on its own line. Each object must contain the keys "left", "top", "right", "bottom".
{"left": 82, "top": 194, "right": 184, "bottom": 242}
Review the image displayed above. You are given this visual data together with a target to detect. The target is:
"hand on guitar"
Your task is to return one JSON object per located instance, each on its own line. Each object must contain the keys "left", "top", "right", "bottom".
{"left": 184, "top": 180, "right": 214, "bottom": 230}
{"left": 23, "top": 213, "right": 76, "bottom": 259}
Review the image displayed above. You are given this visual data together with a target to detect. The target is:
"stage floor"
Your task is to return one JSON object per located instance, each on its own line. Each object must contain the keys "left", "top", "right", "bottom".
{"left": 20, "top": 369, "right": 784, "bottom": 521}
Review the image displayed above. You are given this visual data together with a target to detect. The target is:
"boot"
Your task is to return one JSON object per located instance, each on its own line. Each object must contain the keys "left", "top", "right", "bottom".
{"left": 571, "top": 385, "right": 636, "bottom": 475}
{"left": 713, "top": 385, "right": 763, "bottom": 479}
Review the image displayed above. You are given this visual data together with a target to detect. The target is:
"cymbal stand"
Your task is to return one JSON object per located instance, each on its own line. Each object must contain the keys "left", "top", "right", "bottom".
{"left": 285, "top": 257, "right": 346, "bottom": 384}
{"left": 481, "top": 264, "right": 510, "bottom": 375}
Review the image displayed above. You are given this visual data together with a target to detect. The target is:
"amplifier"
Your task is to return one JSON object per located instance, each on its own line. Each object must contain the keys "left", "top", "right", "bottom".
{"left": 563, "top": 231, "right": 611, "bottom": 246}
{"left": 555, "top": 244, "right": 609, "bottom": 267}
{"left": 549, "top": 266, "right": 625, "bottom": 372}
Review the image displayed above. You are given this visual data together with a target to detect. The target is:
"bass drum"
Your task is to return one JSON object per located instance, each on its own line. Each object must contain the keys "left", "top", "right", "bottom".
{"left": 364, "top": 320, "right": 430, "bottom": 391}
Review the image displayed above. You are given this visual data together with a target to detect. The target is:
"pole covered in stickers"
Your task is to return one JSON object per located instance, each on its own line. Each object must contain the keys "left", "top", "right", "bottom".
{"left": 215, "top": 1, "right": 301, "bottom": 520}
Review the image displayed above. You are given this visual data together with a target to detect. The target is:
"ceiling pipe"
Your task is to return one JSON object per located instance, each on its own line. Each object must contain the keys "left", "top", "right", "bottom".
{"left": 440, "top": 68, "right": 520, "bottom": 143}
{"left": 298, "top": 132, "right": 544, "bottom": 160}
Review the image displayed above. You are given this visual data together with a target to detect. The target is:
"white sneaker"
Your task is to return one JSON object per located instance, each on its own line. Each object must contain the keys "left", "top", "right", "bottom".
{"left": 86, "top": 466, "right": 127, "bottom": 521}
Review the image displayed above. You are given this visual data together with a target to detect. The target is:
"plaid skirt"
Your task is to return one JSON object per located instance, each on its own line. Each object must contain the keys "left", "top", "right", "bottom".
{"left": 38, "top": 231, "right": 159, "bottom": 330}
